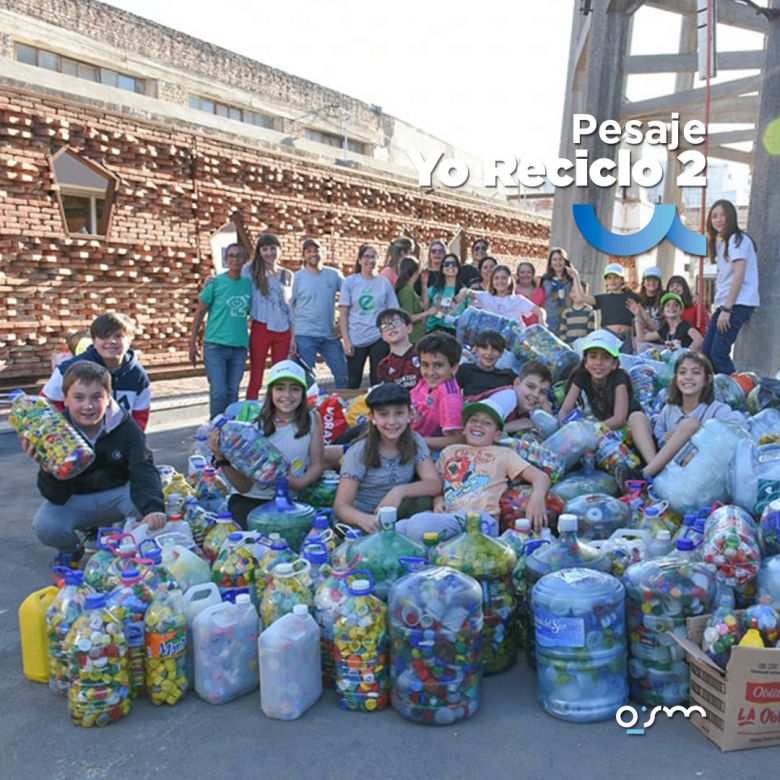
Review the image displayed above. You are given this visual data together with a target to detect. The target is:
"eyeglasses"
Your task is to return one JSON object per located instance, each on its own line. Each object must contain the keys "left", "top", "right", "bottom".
{"left": 443, "top": 261, "right": 459, "bottom": 268}
{"left": 380, "top": 319, "right": 405, "bottom": 331}
{"left": 226, "top": 253, "right": 243, "bottom": 259}
{"left": 361, "top": 254, "right": 378, "bottom": 260}
{"left": 474, "top": 244, "right": 488, "bottom": 252}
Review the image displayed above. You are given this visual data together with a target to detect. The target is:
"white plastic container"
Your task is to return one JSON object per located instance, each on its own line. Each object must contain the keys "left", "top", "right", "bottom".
{"left": 161, "top": 543, "right": 212, "bottom": 592}
{"left": 258, "top": 604, "right": 322, "bottom": 720}
{"left": 181, "top": 583, "right": 222, "bottom": 687}
{"left": 193, "top": 594, "right": 259, "bottom": 704}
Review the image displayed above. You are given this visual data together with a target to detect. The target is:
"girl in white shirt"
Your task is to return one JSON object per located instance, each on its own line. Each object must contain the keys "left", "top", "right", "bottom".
{"left": 469, "top": 264, "right": 546, "bottom": 324}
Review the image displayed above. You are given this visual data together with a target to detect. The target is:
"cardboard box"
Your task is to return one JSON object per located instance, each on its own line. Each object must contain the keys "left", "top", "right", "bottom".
{"left": 672, "top": 612, "right": 780, "bottom": 752}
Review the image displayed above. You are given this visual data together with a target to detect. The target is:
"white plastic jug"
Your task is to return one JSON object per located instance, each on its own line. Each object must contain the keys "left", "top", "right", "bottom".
{"left": 258, "top": 604, "right": 322, "bottom": 720}
{"left": 194, "top": 594, "right": 259, "bottom": 704}
{"left": 162, "top": 543, "right": 211, "bottom": 592}
{"left": 181, "top": 582, "right": 222, "bottom": 688}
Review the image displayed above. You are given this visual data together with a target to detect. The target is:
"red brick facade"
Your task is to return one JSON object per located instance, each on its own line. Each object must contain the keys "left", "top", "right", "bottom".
{"left": 0, "top": 84, "right": 550, "bottom": 381}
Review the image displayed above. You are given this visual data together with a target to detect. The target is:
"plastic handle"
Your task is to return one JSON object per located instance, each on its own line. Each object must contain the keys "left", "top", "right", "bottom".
{"left": 345, "top": 569, "right": 374, "bottom": 596}
{"left": 138, "top": 538, "right": 161, "bottom": 557}
{"left": 183, "top": 582, "right": 220, "bottom": 604}
{"left": 399, "top": 557, "right": 427, "bottom": 573}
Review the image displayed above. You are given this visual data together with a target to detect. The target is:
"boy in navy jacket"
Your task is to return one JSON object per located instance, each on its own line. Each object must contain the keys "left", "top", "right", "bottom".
{"left": 22, "top": 361, "right": 165, "bottom": 568}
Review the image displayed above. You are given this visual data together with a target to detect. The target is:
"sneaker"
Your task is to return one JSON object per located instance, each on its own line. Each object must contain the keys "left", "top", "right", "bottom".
{"left": 615, "top": 463, "right": 645, "bottom": 495}
{"left": 52, "top": 543, "right": 84, "bottom": 571}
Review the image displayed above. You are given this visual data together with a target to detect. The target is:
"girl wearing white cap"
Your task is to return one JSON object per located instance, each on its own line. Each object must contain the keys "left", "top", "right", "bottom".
{"left": 571, "top": 262, "right": 641, "bottom": 353}
{"left": 207, "top": 359, "right": 323, "bottom": 527}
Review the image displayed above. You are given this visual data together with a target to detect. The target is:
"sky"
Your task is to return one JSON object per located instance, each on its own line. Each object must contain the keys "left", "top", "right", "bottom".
{"left": 102, "top": 0, "right": 763, "bottom": 199}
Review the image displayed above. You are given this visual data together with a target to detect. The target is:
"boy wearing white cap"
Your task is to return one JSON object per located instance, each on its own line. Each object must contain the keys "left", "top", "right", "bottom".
{"left": 571, "top": 261, "right": 641, "bottom": 353}
{"left": 434, "top": 388, "right": 550, "bottom": 531}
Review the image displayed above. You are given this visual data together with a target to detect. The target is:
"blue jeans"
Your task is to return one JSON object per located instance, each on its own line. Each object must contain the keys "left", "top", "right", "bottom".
{"left": 295, "top": 335, "right": 348, "bottom": 389}
{"left": 203, "top": 341, "right": 247, "bottom": 418}
{"left": 701, "top": 305, "right": 754, "bottom": 374}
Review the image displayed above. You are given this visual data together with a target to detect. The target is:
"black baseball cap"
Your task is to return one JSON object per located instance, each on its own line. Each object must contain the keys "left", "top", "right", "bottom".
{"left": 365, "top": 383, "right": 411, "bottom": 408}
{"left": 302, "top": 238, "right": 321, "bottom": 251}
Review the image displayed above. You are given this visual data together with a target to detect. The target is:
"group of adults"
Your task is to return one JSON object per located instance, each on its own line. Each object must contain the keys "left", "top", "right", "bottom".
{"left": 189, "top": 198, "right": 758, "bottom": 418}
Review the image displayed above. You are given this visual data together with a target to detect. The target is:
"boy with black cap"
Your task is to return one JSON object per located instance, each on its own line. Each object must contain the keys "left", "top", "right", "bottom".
{"left": 434, "top": 389, "right": 550, "bottom": 530}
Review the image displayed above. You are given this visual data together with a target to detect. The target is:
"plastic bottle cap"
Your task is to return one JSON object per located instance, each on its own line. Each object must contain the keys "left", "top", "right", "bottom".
{"left": 657, "top": 530, "right": 672, "bottom": 541}
{"left": 346, "top": 529, "right": 362, "bottom": 539}
{"left": 683, "top": 513, "right": 696, "bottom": 526}
{"left": 274, "top": 563, "right": 294, "bottom": 577}
{"left": 217, "top": 512, "right": 233, "bottom": 520}
{"left": 235, "top": 593, "right": 251, "bottom": 606}
{"left": 121, "top": 569, "right": 141, "bottom": 582}
{"left": 293, "top": 604, "right": 309, "bottom": 616}
{"left": 676, "top": 538, "right": 695, "bottom": 551}
{"left": 85, "top": 594, "right": 107, "bottom": 610}
{"left": 303, "top": 544, "right": 328, "bottom": 564}
{"left": 64, "top": 570, "right": 84, "bottom": 586}
{"left": 170, "top": 515, "right": 183, "bottom": 522}
{"left": 558, "top": 514, "right": 578, "bottom": 533}
{"left": 228, "top": 532, "right": 243, "bottom": 542}
{"left": 351, "top": 579, "right": 371, "bottom": 594}
{"left": 515, "top": 519, "right": 531, "bottom": 531}
{"left": 645, "top": 507, "right": 660, "bottom": 517}
{"left": 313, "top": 513, "right": 330, "bottom": 529}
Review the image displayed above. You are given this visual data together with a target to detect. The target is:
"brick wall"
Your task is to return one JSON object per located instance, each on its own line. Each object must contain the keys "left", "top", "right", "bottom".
{"left": 0, "top": 83, "right": 550, "bottom": 381}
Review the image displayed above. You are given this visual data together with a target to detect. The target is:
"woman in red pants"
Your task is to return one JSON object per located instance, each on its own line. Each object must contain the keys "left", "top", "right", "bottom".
{"left": 244, "top": 233, "right": 294, "bottom": 399}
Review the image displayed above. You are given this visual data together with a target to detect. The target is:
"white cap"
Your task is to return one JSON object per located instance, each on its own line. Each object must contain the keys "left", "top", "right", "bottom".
{"left": 515, "top": 518, "right": 531, "bottom": 531}
{"left": 558, "top": 514, "right": 578, "bottom": 533}
{"left": 293, "top": 604, "right": 309, "bottom": 616}
{"left": 657, "top": 530, "right": 672, "bottom": 541}
{"left": 273, "top": 563, "right": 294, "bottom": 577}
{"left": 235, "top": 593, "right": 251, "bottom": 606}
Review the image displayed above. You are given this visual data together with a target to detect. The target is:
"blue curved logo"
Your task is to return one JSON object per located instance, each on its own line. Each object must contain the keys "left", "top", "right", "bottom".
{"left": 573, "top": 204, "right": 706, "bottom": 256}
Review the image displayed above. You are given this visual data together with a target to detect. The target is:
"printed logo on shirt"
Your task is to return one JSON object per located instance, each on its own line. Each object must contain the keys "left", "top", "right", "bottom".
{"left": 358, "top": 292, "right": 376, "bottom": 313}
{"left": 443, "top": 454, "right": 490, "bottom": 503}
{"left": 112, "top": 450, "right": 122, "bottom": 461}
{"left": 227, "top": 294, "right": 250, "bottom": 317}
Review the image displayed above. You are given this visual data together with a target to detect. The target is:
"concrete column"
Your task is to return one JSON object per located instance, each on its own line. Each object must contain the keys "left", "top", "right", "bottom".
{"left": 735, "top": 0, "right": 780, "bottom": 374}
{"left": 551, "top": 0, "right": 633, "bottom": 290}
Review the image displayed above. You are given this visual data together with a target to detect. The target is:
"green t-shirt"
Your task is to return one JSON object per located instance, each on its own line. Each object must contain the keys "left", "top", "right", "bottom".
{"left": 199, "top": 273, "right": 252, "bottom": 348}
{"left": 398, "top": 284, "right": 425, "bottom": 343}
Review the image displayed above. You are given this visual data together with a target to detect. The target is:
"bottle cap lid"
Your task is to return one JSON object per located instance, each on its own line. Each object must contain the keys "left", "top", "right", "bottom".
{"left": 228, "top": 532, "right": 243, "bottom": 542}
{"left": 350, "top": 578, "right": 372, "bottom": 595}
{"left": 303, "top": 544, "right": 328, "bottom": 565}
{"left": 645, "top": 506, "right": 660, "bottom": 517}
{"left": 85, "top": 593, "right": 107, "bottom": 610}
{"left": 120, "top": 568, "right": 141, "bottom": 582}
{"left": 274, "top": 563, "right": 294, "bottom": 577}
{"left": 235, "top": 593, "right": 251, "bottom": 606}
{"left": 64, "top": 569, "right": 84, "bottom": 586}
{"left": 515, "top": 518, "right": 531, "bottom": 531}
{"left": 558, "top": 514, "right": 577, "bottom": 532}
{"left": 312, "top": 512, "right": 330, "bottom": 529}
{"left": 217, "top": 512, "right": 233, "bottom": 520}
{"left": 346, "top": 529, "right": 363, "bottom": 539}
{"left": 293, "top": 604, "right": 309, "bottom": 616}
{"left": 676, "top": 538, "right": 695, "bottom": 551}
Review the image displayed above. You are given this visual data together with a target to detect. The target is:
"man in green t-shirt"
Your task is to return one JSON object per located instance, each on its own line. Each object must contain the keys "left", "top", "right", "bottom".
{"left": 189, "top": 243, "right": 252, "bottom": 418}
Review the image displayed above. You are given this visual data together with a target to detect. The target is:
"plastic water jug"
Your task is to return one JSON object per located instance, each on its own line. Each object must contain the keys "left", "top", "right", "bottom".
{"left": 181, "top": 582, "right": 222, "bottom": 689}
{"left": 542, "top": 415, "right": 601, "bottom": 472}
{"left": 218, "top": 419, "right": 288, "bottom": 485}
{"left": 259, "top": 560, "right": 313, "bottom": 627}
{"left": 563, "top": 494, "right": 632, "bottom": 541}
{"left": 259, "top": 604, "right": 322, "bottom": 719}
{"left": 211, "top": 531, "right": 261, "bottom": 603}
{"left": 247, "top": 477, "right": 317, "bottom": 551}
{"left": 701, "top": 504, "right": 761, "bottom": 588}
{"left": 730, "top": 440, "right": 780, "bottom": 517}
{"left": 19, "top": 584, "right": 58, "bottom": 684}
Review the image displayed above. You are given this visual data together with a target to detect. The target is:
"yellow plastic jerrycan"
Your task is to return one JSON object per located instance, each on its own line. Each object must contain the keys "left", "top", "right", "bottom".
{"left": 19, "top": 585, "right": 58, "bottom": 683}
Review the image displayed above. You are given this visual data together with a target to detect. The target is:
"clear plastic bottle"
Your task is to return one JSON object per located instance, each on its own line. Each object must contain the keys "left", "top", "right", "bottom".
{"left": 144, "top": 584, "right": 188, "bottom": 706}
{"left": 701, "top": 504, "right": 761, "bottom": 588}
{"left": 65, "top": 593, "right": 130, "bottom": 727}
{"left": 703, "top": 587, "right": 741, "bottom": 668}
{"left": 331, "top": 528, "right": 363, "bottom": 568}
{"left": 259, "top": 560, "right": 313, "bottom": 627}
{"left": 180, "top": 582, "right": 222, "bottom": 688}
{"left": 247, "top": 477, "right": 317, "bottom": 551}
{"left": 302, "top": 543, "right": 332, "bottom": 595}
{"left": 259, "top": 604, "right": 322, "bottom": 719}
{"left": 193, "top": 593, "right": 259, "bottom": 704}
{"left": 82, "top": 528, "right": 122, "bottom": 591}
{"left": 304, "top": 510, "right": 336, "bottom": 552}
{"left": 334, "top": 577, "right": 388, "bottom": 711}
{"left": 194, "top": 465, "right": 229, "bottom": 514}
{"left": 534, "top": 568, "right": 627, "bottom": 722}
{"left": 563, "top": 494, "right": 631, "bottom": 541}
{"left": 255, "top": 533, "right": 297, "bottom": 603}
{"left": 45, "top": 568, "right": 93, "bottom": 694}
{"left": 202, "top": 512, "right": 241, "bottom": 563}
{"left": 182, "top": 497, "right": 215, "bottom": 549}
{"left": 211, "top": 531, "right": 260, "bottom": 603}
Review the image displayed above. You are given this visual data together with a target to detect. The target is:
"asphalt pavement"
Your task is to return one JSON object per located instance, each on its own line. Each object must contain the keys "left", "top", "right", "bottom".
{"left": 1, "top": 420, "right": 778, "bottom": 779}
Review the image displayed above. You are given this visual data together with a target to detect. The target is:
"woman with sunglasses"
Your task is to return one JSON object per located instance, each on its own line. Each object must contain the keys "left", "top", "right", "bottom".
{"left": 424, "top": 253, "right": 469, "bottom": 334}
{"left": 339, "top": 244, "right": 399, "bottom": 388}
{"left": 415, "top": 239, "right": 447, "bottom": 297}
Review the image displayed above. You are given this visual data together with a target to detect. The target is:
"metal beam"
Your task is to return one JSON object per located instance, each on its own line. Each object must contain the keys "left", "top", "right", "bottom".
{"left": 707, "top": 144, "right": 754, "bottom": 164}
{"left": 621, "top": 73, "right": 762, "bottom": 117}
{"left": 645, "top": 0, "right": 769, "bottom": 32}
{"left": 622, "top": 94, "right": 761, "bottom": 122}
{"left": 607, "top": 0, "right": 645, "bottom": 12}
{"left": 625, "top": 49, "right": 766, "bottom": 72}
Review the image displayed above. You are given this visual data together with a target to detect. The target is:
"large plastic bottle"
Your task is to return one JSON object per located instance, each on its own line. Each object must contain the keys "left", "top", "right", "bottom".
{"left": 550, "top": 454, "right": 619, "bottom": 502}
{"left": 299, "top": 470, "right": 341, "bottom": 510}
{"left": 301, "top": 543, "right": 332, "bottom": 595}
{"left": 534, "top": 568, "right": 627, "bottom": 722}
{"left": 748, "top": 408, "right": 780, "bottom": 444}
{"left": 19, "top": 583, "right": 58, "bottom": 684}
{"left": 701, "top": 505, "right": 762, "bottom": 588}
{"left": 193, "top": 594, "right": 259, "bottom": 704}
{"left": 563, "top": 494, "right": 632, "bottom": 541}
{"left": 513, "top": 323, "right": 580, "bottom": 382}
{"left": 163, "top": 472, "right": 195, "bottom": 517}
{"left": 211, "top": 531, "right": 261, "bottom": 603}
{"left": 45, "top": 568, "right": 93, "bottom": 694}
{"left": 101, "top": 533, "right": 139, "bottom": 593}
{"left": 218, "top": 418, "right": 289, "bottom": 485}
{"left": 331, "top": 528, "right": 363, "bottom": 568}
{"left": 347, "top": 507, "right": 426, "bottom": 601}
{"left": 760, "top": 499, "right": 780, "bottom": 557}
{"left": 542, "top": 414, "right": 601, "bottom": 472}
{"left": 334, "top": 576, "right": 388, "bottom": 711}
{"left": 182, "top": 497, "right": 215, "bottom": 549}
{"left": 144, "top": 584, "right": 188, "bottom": 706}
{"left": 82, "top": 528, "right": 122, "bottom": 591}
{"left": 729, "top": 440, "right": 780, "bottom": 517}
{"left": 389, "top": 563, "right": 484, "bottom": 724}
{"left": 161, "top": 539, "right": 212, "bottom": 593}
{"left": 259, "top": 604, "right": 322, "bottom": 719}
{"left": 107, "top": 568, "right": 154, "bottom": 698}
{"left": 624, "top": 555, "right": 717, "bottom": 705}
{"left": 202, "top": 512, "right": 241, "bottom": 563}
{"left": 259, "top": 560, "right": 313, "bottom": 627}
{"left": 180, "top": 582, "right": 222, "bottom": 688}
{"left": 254, "top": 533, "right": 297, "bottom": 603}
{"left": 8, "top": 389, "right": 95, "bottom": 479}
{"left": 303, "top": 510, "right": 337, "bottom": 552}
{"left": 757, "top": 555, "right": 780, "bottom": 608}
{"left": 194, "top": 465, "right": 229, "bottom": 514}
{"left": 247, "top": 477, "right": 317, "bottom": 551}
{"left": 702, "top": 587, "right": 741, "bottom": 669}
{"left": 433, "top": 511, "right": 517, "bottom": 674}
{"left": 652, "top": 419, "right": 751, "bottom": 515}
{"left": 65, "top": 593, "right": 130, "bottom": 727}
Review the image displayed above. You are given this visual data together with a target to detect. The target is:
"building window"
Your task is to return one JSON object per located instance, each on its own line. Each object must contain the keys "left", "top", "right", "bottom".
{"left": 188, "top": 95, "right": 274, "bottom": 129}
{"left": 304, "top": 128, "right": 364, "bottom": 155}
{"left": 49, "top": 148, "right": 117, "bottom": 237}
{"left": 14, "top": 43, "right": 148, "bottom": 95}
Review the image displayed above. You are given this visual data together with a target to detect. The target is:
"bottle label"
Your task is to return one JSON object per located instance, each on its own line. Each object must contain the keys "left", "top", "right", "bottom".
{"left": 124, "top": 621, "right": 145, "bottom": 649}
{"left": 146, "top": 628, "right": 186, "bottom": 659}
{"left": 535, "top": 608, "right": 585, "bottom": 648}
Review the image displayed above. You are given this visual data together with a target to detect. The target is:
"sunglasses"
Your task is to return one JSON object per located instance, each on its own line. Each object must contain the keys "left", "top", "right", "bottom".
{"left": 443, "top": 261, "right": 459, "bottom": 268}
{"left": 474, "top": 244, "right": 488, "bottom": 252}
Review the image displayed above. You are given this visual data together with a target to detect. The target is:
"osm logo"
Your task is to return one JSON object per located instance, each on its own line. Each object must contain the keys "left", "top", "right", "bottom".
{"left": 573, "top": 204, "right": 706, "bottom": 257}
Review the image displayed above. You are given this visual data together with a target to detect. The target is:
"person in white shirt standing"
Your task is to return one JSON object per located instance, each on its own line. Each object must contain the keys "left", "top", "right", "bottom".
{"left": 701, "top": 199, "right": 760, "bottom": 374}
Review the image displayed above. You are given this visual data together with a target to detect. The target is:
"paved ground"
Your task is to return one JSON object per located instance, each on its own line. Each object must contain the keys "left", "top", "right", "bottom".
{"left": 1, "top": 418, "right": 778, "bottom": 779}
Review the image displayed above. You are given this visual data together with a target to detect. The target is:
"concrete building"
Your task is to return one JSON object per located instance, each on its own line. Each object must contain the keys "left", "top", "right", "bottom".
{"left": 0, "top": 0, "right": 550, "bottom": 382}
